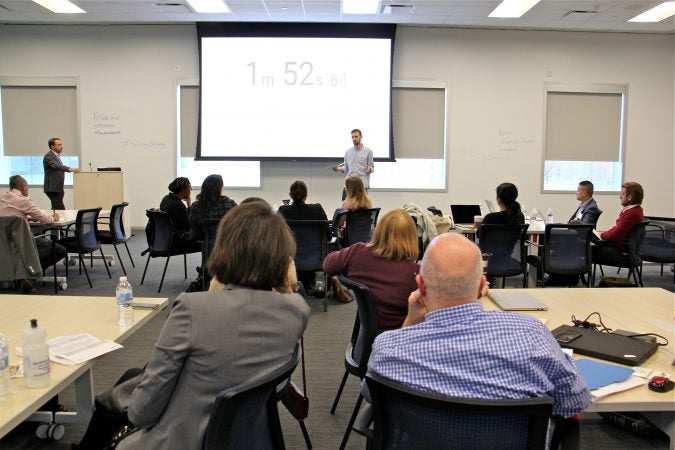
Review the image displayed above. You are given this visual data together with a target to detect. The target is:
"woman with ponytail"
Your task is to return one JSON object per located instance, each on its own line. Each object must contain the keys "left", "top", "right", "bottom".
{"left": 483, "top": 182, "right": 525, "bottom": 226}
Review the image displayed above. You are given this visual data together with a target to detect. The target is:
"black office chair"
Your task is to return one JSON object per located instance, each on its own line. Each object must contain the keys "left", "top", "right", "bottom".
{"left": 57, "top": 207, "right": 111, "bottom": 288}
{"left": 637, "top": 220, "right": 675, "bottom": 284}
{"left": 592, "top": 221, "right": 646, "bottom": 286}
{"left": 343, "top": 208, "right": 380, "bottom": 247}
{"left": 329, "top": 275, "right": 378, "bottom": 450}
{"left": 365, "top": 371, "right": 578, "bottom": 450}
{"left": 286, "top": 220, "right": 330, "bottom": 311}
{"left": 98, "top": 202, "right": 135, "bottom": 276}
{"left": 202, "top": 344, "right": 301, "bottom": 450}
{"left": 141, "top": 209, "right": 197, "bottom": 293}
{"left": 478, "top": 224, "right": 529, "bottom": 288}
{"left": 527, "top": 224, "right": 594, "bottom": 288}
{"left": 197, "top": 218, "right": 222, "bottom": 291}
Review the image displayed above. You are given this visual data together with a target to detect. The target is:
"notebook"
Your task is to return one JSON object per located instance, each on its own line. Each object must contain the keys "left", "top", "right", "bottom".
{"left": 450, "top": 204, "right": 481, "bottom": 225}
{"left": 551, "top": 325, "right": 659, "bottom": 366}
{"left": 488, "top": 291, "right": 548, "bottom": 311}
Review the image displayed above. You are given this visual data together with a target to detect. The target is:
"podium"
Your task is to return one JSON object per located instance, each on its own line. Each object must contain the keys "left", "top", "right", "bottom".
{"left": 73, "top": 171, "right": 130, "bottom": 229}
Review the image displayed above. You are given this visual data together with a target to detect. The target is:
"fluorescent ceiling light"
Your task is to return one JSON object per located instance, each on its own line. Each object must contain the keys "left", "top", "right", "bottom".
{"left": 629, "top": 1, "right": 675, "bottom": 22}
{"left": 32, "top": 0, "right": 85, "bottom": 14}
{"left": 186, "top": 0, "right": 230, "bottom": 13}
{"left": 342, "top": 0, "right": 379, "bottom": 15}
{"left": 489, "top": 0, "right": 540, "bottom": 18}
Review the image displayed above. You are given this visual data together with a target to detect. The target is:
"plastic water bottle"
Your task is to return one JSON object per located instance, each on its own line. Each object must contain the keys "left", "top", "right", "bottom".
{"left": 530, "top": 208, "right": 539, "bottom": 222}
{"left": 116, "top": 276, "right": 134, "bottom": 327}
{"left": 23, "top": 319, "right": 50, "bottom": 388}
{"left": 546, "top": 207, "right": 554, "bottom": 224}
{"left": 0, "top": 332, "right": 10, "bottom": 398}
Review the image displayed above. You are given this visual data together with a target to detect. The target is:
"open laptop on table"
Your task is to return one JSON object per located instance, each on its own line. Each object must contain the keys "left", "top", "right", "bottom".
{"left": 488, "top": 290, "right": 548, "bottom": 311}
{"left": 450, "top": 204, "right": 481, "bottom": 226}
{"left": 484, "top": 199, "right": 496, "bottom": 214}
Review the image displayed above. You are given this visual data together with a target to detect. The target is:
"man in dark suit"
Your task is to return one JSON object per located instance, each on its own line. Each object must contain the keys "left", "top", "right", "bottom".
{"left": 43, "top": 137, "right": 80, "bottom": 210}
{"left": 569, "top": 180, "right": 601, "bottom": 226}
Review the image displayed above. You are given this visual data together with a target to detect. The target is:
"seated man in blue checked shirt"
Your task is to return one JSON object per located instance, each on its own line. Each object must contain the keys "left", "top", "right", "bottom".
{"left": 368, "top": 232, "right": 591, "bottom": 419}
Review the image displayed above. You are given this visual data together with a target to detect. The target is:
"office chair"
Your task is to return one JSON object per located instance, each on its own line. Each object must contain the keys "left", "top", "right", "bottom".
{"left": 199, "top": 218, "right": 221, "bottom": 291}
{"left": 478, "top": 224, "right": 529, "bottom": 288}
{"left": 202, "top": 344, "right": 301, "bottom": 450}
{"left": 286, "top": 220, "right": 330, "bottom": 311}
{"left": 329, "top": 275, "right": 378, "bottom": 450}
{"left": 527, "top": 224, "right": 594, "bottom": 288}
{"left": 343, "top": 208, "right": 380, "bottom": 247}
{"left": 636, "top": 220, "right": 675, "bottom": 284}
{"left": 592, "top": 221, "right": 646, "bottom": 286}
{"left": 57, "top": 207, "right": 112, "bottom": 288}
{"left": 365, "top": 372, "right": 578, "bottom": 450}
{"left": 98, "top": 202, "right": 135, "bottom": 276}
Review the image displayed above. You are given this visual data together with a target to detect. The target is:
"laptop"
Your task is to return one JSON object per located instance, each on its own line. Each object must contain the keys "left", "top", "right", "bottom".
{"left": 450, "top": 204, "right": 482, "bottom": 225}
{"left": 551, "top": 325, "right": 659, "bottom": 366}
{"left": 488, "top": 291, "right": 548, "bottom": 311}
{"left": 484, "top": 199, "right": 496, "bottom": 214}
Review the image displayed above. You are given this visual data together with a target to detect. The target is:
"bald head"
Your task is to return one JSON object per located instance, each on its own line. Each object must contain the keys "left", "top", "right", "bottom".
{"left": 419, "top": 233, "right": 484, "bottom": 307}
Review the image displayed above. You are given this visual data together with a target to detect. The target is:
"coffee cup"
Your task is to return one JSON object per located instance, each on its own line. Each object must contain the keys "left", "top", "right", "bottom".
{"left": 473, "top": 215, "right": 483, "bottom": 228}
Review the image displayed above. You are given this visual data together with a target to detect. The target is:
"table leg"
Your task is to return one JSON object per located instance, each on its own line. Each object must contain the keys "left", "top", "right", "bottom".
{"left": 26, "top": 368, "right": 94, "bottom": 426}
{"left": 642, "top": 411, "right": 675, "bottom": 450}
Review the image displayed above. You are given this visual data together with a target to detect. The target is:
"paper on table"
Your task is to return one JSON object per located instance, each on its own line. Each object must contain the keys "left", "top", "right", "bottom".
{"left": 16, "top": 333, "right": 123, "bottom": 366}
{"left": 590, "top": 375, "right": 645, "bottom": 401}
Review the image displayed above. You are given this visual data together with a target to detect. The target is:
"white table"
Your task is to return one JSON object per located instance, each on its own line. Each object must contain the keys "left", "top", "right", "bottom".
{"left": 481, "top": 288, "right": 675, "bottom": 448}
{"left": 0, "top": 295, "right": 167, "bottom": 439}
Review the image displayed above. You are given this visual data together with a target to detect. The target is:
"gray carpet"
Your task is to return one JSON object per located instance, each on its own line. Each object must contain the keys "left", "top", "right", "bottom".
{"left": 1, "top": 231, "right": 672, "bottom": 449}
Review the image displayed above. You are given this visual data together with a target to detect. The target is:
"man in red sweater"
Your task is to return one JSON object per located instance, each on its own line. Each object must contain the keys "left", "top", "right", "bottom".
{"left": 593, "top": 181, "right": 644, "bottom": 264}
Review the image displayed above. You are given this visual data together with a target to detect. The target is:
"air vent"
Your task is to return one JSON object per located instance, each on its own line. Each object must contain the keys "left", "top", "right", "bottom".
{"left": 379, "top": 4, "right": 415, "bottom": 15}
{"left": 562, "top": 10, "right": 598, "bottom": 20}
{"left": 155, "top": 2, "right": 192, "bottom": 13}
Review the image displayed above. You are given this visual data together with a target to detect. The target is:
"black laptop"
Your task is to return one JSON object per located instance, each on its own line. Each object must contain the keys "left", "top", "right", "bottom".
{"left": 552, "top": 325, "right": 659, "bottom": 366}
{"left": 450, "top": 204, "right": 481, "bottom": 225}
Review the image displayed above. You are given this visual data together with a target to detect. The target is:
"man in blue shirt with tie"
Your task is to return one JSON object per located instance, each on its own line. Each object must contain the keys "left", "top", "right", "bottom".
{"left": 368, "top": 233, "right": 591, "bottom": 418}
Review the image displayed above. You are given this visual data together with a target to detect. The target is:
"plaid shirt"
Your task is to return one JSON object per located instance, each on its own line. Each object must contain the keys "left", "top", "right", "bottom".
{"left": 368, "top": 302, "right": 591, "bottom": 417}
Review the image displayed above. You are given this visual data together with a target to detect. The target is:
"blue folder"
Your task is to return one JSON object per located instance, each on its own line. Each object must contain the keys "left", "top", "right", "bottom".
{"left": 575, "top": 359, "right": 634, "bottom": 390}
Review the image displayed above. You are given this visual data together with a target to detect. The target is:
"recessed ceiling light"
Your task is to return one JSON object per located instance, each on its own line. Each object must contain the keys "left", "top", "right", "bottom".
{"left": 489, "top": 0, "right": 540, "bottom": 18}
{"left": 628, "top": 1, "right": 675, "bottom": 22}
{"left": 342, "top": 0, "right": 379, "bottom": 15}
{"left": 186, "top": 0, "right": 230, "bottom": 13}
{"left": 32, "top": 0, "right": 85, "bottom": 14}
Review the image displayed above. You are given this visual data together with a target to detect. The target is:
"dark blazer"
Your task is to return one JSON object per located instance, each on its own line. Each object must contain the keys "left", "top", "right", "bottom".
{"left": 42, "top": 151, "right": 71, "bottom": 194}
{"left": 568, "top": 198, "right": 601, "bottom": 225}
{"left": 278, "top": 201, "right": 328, "bottom": 221}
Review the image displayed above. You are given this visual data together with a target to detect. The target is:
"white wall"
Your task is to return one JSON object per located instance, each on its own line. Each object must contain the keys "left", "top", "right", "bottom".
{"left": 1, "top": 25, "right": 673, "bottom": 228}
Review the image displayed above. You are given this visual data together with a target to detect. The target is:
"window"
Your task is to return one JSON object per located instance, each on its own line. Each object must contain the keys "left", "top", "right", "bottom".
{"left": 0, "top": 82, "right": 79, "bottom": 187}
{"left": 177, "top": 85, "right": 260, "bottom": 187}
{"left": 370, "top": 81, "right": 447, "bottom": 191}
{"left": 542, "top": 84, "right": 626, "bottom": 192}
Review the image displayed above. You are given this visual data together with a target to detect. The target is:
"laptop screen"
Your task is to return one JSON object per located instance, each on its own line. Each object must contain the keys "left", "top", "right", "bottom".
{"left": 450, "top": 205, "right": 481, "bottom": 224}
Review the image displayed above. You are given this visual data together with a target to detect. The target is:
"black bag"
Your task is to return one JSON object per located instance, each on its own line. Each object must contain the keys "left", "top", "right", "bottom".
{"left": 279, "top": 337, "right": 309, "bottom": 420}
{"left": 186, "top": 273, "right": 205, "bottom": 292}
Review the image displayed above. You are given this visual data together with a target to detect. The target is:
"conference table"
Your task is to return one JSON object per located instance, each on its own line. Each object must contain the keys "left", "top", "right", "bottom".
{"left": 0, "top": 294, "right": 167, "bottom": 439}
{"left": 481, "top": 287, "right": 675, "bottom": 448}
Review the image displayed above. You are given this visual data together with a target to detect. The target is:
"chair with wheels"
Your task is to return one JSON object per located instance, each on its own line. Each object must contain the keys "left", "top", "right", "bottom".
{"left": 343, "top": 208, "right": 380, "bottom": 247}
{"left": 140, "top": 209, "right": 198, "bottom": 293}
{"left": 57, "top": 207, "right": 111, "bottom": 288}
{"left": 636, "top": 220, "right": 675, "bottom": 284}
{"left": 286, "top": 220, "right": 330, "bottom": 311}
{"left": 365, "top": 371, "right": 579, "bottom": 450}
{"left": 592, "top": 221, "right": 647, "bottom": 286}
{"left": 527, "top": 224, "right": 594, "bottom": 288}
{"left": 202, "top": 344, "right": 301, "bottom": 450}
{"left": 478, "top": 224, "right": 529, "bottom": 288}
{"left": 329, "top": 275, "right": 378, "bottom": 450}
{"left": 98, "top": 202, "right": 135, "bottom": 276}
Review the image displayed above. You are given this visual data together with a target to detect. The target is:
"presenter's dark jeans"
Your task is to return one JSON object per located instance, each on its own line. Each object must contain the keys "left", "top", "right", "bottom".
{"left": 45, "top": 191, "right": 65, "bottom": 210}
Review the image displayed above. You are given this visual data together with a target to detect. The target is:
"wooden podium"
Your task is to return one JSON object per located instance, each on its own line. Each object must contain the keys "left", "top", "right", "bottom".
{"left": 73, "top": 171, "right": 130, "bottom": 229}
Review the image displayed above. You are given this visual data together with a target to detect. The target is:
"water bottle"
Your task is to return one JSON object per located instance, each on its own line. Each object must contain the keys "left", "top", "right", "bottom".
{"left": 546, "top": 207, "right": 554, "bottom": 224}
{"left": 0, "top": 332, "right": 10, "bottom": 398}
{"left": 530, "top": 208, "right": 539, "bottom": 222}
{"left": 23, "top": 319, "right": 50, "bottom": 388}
{"left": 116, "top": 276, "right": 134, "bottom": 327}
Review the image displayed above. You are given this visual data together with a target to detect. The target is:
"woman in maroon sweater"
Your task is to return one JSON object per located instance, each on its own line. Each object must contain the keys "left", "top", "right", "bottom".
{"left": 323, "top": 209, "right": 420, "bottom": 332}
{"left": 593, "top": 181, "right": 644, "bottom": 262}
